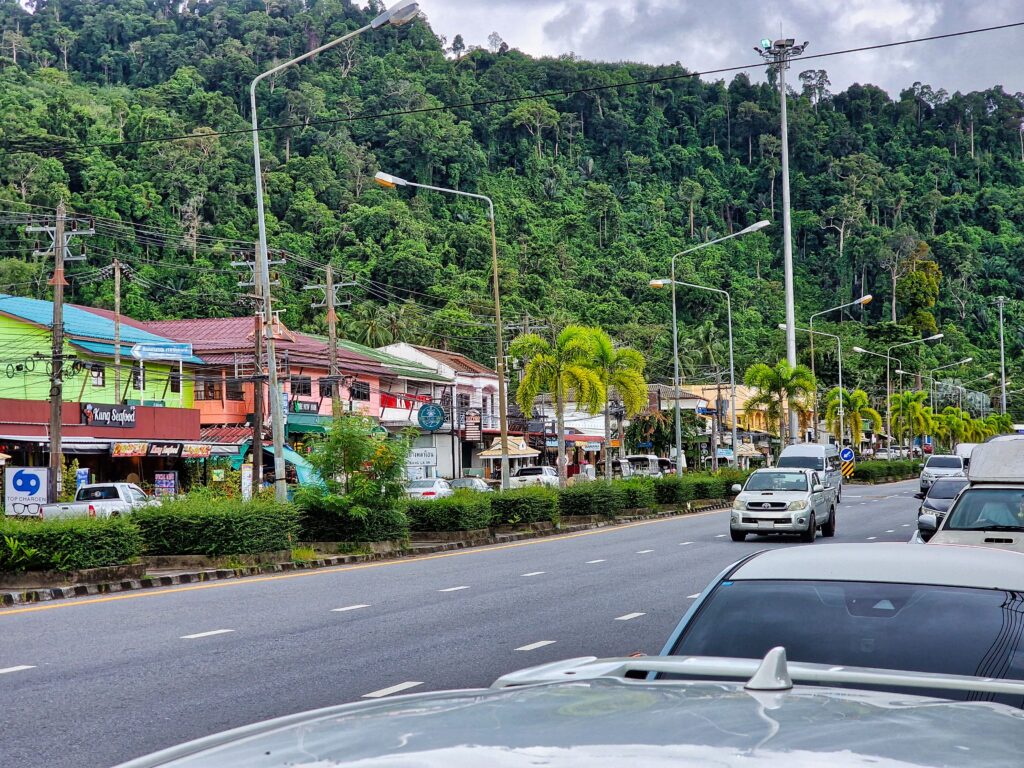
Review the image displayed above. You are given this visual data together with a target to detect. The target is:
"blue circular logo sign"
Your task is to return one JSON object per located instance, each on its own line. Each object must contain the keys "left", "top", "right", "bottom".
{"left": 417, "top": 404, "right": 446, "bottom": 432}
{"left": 12, "top": 470, "right": 41, "bottom": 495}
{"left": 839, "top": 447, "right": 855, "bottom": 462}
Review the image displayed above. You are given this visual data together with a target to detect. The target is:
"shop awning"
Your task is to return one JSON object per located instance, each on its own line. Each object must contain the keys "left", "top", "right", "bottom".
{"left": 478, "top": 436, "right": 540, "bottom": 459}
{"left": 0, "top": 434, "right": 112, "bottom": 454}
{"left": 287, "top": 413, "right": 330, "bottom": 435}
{"left": 229, "top": 440, "right": 323, "bottom": 487}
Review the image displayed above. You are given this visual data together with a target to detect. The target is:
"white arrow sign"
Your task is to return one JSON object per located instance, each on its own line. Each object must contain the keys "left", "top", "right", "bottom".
{"left": 130, "top": 342, "right": 193, "bottom": 361}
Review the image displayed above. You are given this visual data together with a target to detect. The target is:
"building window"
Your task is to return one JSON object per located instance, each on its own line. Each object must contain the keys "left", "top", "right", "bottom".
{"left": 90, "top": 364, "right": 105, "bottom": 388}
{"left": 457, "top": 393, "right": 471, "bottom": 412}
{"left": 291, "top": 376, "right": 312, "bottom": 396}
{"left": 319, "top": 378, "right": 334, "bottom": 398}
{"left": 226, "top": 378, "right": 244, "bottom": 401}
{"left": 170, "top": 371, "right": 181, "bottom": 394}
{"left": 131, "top": 364, "right": 144, "bottom": 390}
{"left": 195, "top": 377, "right": 223, "bottom": 401}
{"left": 350, "top": 380, "right": 370, "bottom": 401}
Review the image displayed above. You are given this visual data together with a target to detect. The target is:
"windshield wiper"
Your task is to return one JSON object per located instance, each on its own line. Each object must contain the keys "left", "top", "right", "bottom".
{"left": 956, "top": 525, "right": 1024, "bottom": 532}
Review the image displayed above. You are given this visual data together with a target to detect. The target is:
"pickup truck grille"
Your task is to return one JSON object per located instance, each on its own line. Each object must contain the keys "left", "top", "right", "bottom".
{"left": 745, "top": 501, "right": 788, "bottom": 511}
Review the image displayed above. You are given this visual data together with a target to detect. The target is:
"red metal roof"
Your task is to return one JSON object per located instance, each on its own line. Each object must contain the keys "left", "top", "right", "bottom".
{"left": 200, "top": 426, "right": 255, "bottom": 445}
{"left": 411, "top": 344, "right": 497, "bottom": 376}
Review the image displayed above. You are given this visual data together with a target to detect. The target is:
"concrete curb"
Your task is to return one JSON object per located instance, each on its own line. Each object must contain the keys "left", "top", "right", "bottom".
{"left": 0, "top": 503, "right": 729, "bottom": 608}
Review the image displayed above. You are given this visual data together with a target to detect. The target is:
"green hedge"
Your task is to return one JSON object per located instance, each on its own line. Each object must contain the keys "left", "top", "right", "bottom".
{"left": 295, "top": 490, "right": 409, "bottom": 543}
{"left": 558, "top": 482, "right": 626, "bottom": 518}
{"left": 406, "top": 492, "right": 492, "bottom": 532}
{"left": 612, "top": 478, "right": 656, "bottom": 509}
{"left": 1, "top": 517, "right": 142, "bottom": 572}
{"left": 491, "top": 486, "right": 559, "bottom": 525}
{"left": 133, "top": 497, "right": 301, "bottom": 556}
{"left": 653, "top": 470, "right": 750, "bottom": 506}
{"left": 851, "top": 459, "right": 923, "bottom": 482}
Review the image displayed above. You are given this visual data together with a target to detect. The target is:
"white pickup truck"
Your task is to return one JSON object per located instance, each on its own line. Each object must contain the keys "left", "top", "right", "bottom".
{"left": 38, "top": 483, "right": 153, "bottom": 519}
{"left": 508, "top": 466, "right": 559, "bottom": 488}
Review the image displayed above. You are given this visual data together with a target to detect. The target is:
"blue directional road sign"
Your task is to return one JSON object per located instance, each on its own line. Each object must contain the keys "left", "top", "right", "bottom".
{"left": 131, "top": 342, "right": 193, "bottom": 361}
{"left": 840, "top": 447, "right": 855, "bottom": 462}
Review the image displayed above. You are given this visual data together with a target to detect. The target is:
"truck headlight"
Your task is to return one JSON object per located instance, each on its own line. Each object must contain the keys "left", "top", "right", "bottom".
{"left": 788, "top": 500, "right": 809, "bottom": 511}
{"left": 732, "top": 499, "right": 745, "bottom": 510}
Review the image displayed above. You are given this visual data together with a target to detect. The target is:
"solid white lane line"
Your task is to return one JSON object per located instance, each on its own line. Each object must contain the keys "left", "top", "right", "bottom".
{"left": 521, "top": 571, "right": 545, "bottom": 577}
{"left": 331, "top": 604, "right": 371, "bottom": 612}
{"left": 687, "top": 593, "right": 701, "bottom": 599}
{"left": 678, "top": 541, "right": 693, "bottom": 546}
{"left": 866, "top": 536, "right": 877, "bottom": 541}
{"left": 636, "top": 549, "right": 654, "bottom": 554}
{"left": 586, "top": 559, "right": 606, "bottom": 564}
{"left": 615, "top": 612, "right": 646, "bottom": 621}
{"left": 515, "top": 640, "right": 556, "bottom": 651}
{"left": 438, "top": 586, "right": 469, "bottom": 592}
{"left": 362, "top": 681, "right": 423, "bottom": 698}
{"left": 180, "top": 629, "right": 234, "bottom": 640}
{"left": 0, "top": 665, "right": 35, "bottom": 674}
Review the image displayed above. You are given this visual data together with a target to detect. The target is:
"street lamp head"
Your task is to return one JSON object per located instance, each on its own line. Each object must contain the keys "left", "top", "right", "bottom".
{"left": 960, "top": 357, "right": 973, "bottom": 364}
{"left": 852, "top": 346, "right": 867, "bottom": 354}
{"left": 371, "top": 0, "right": 420, "bottom": 28}
{"left": 374, "top": 171, "right": 408, "bottom": 189}
{"left": 857, "top": 294, "right": 873, "bottom": 305}
{"left": 927, "top": 333, "right": 944, "bottom": 341}
{"left": 895, "top": 369, "right": 910, "bottom": 376}
{"left": 649, "top": 279, "right": 669, "bottom": 289}
{"left": 739, "top": 220, "right": 771, "bottom": 235}
{"left": 777, "top": 323, "right": 788, "bottom": 331}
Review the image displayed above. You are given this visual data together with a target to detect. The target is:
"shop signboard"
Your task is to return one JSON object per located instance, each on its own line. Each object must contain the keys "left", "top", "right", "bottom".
{"left": 583, "top": 441, "right": 602, "bottom": 452}
{"left": 148, "top": 443, "right": 182, "bottom": 458}
{"left": 292, "top": 401, "right": 319, "bottom": 414}
{"left": 463, "top": 408, "right": 482, "bottom": 441}
{"left": 153, "top": 471, "right": 178, "bottom": 497}
{"left": 370, "top": 426, "right": 389, "bottom": 441}
{"left": 4, "top": 467, "right": 48, "bottom": 515}
{"left": 181, "top": 444, "right": 211, "bottom": 459}
{"left": 407, "top": 448, "right": 437, "bottom": 467}
{"left": 131, "top": 342, "right": 193, "bottom": 361}
{"left": 241, "top": 464, "right": 253, "bottom": 501}
{"left": 81, "top": 403, "right": 136, "bottom": 428}
{"left": 75, "top": 467, "right": 90, "bottom": 490}
{"left": 212, "top": 469, "right": 226, "bottom": 482}
{"left": 417, "top": 404, "right": 445, "bottom": 432}
{"left": 545, "top": 439, "right": 558, "bottom": 448}
{"left": 111, "top": 442, "right": 149, "bottom": 458}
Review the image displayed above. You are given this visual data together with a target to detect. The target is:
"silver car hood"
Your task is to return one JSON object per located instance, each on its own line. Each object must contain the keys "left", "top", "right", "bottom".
{"left": 116, "top": 677, "right": 1024, "bottom": 768}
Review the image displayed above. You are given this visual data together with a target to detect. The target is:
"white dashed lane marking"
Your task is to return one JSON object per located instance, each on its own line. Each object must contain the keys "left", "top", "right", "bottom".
{"left": 866, "top": 536, "right": 877, "bottom": 541}
{"left": 180, "top": 629, "right": 234, "bottom": 640}
{"left": 586, "top": 559, "right": 606, "bottom": 564}
{"left": 438, "top": 586, "right": 470, "bottom": 592}
{"left": 331, "top": 604, "right": 370, "bottom": 612}
{"left": 0, "top": 665, "right": 35, "bottom": 674}
{"left": 521, "top": 571, "right": 545, "bottom": 577}
{"left": 362, "top": 681, "right": 423, "bottom": 698}
{"left": 678, "top": 541, "right": 693, "bottom": 546}
{"left": 885, "top": 529, "right": 895, "bottom": 533}
{"left": 515, "top": 640, "right": 557, "bottom": 651}
{"left": 687, "top": 593, "right": 701, "bottom": 599}
{"left": 614, "top": 613, "right": 646, "bottom": 621}
{"left": 714, "top": 534, "right": 727, "bottom": 538}
{"left": 636, "top": 549, "right": 654, "bottom": 554}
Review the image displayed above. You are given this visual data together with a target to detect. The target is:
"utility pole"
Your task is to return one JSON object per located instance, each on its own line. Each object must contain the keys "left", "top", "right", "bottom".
{"left": 756, "top": 37, "right": 808, "bottom": 443}
{"left": 304, "top": 266, "right": 355, "bottom": 415}
{"left": 996, "top": 296, "right": 1008, "bottom": 415}
{"left": 27, "top": 203, "right": 91, "bottom": 502}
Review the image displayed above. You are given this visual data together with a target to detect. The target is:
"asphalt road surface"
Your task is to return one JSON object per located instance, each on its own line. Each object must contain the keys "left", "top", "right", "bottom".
{"left": 0, "top": 480, "right": 921, "bottom": 768}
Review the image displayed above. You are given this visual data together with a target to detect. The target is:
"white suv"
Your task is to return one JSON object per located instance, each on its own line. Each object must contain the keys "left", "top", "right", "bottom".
{"left": 730, "top": 468, "right": 835, "bottom": 543}
{"left": 918, "top": 455, "right": 965, "bottom": 493}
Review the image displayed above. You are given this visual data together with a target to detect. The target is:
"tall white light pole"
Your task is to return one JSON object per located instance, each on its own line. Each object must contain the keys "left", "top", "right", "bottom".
{"left": 250, "top": 2, "right": 419, "bottom": 501}
{"left": 375, "top": 171, "right": 511, "bottom": 490}
{"left": 808, "top": 294, "right": 871, "bottom": 440}
{"left": 650, "top": 220, "right": 770, "bottom": 475}
{"left": 782, "top": 324, "right": 842, "bottom": 444}
{"left": 926, "top": 358, "right": 972, "bottom": 411}
{"left": 756, "top": 38, "right": 807, "bottom": 443}
{"left": 996, "top": 296, "right": 1008, "bottom": 415}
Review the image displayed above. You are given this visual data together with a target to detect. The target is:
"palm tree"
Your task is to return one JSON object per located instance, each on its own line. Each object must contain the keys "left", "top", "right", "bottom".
{"left": 591, "top": 330, "right": 648, "bottom": 481}
{"left": 889, "top": 390, "right": 931, "bottom": 453}
{"left": 824, "top": 387, "right": 881, "bottom": 447}
{"left": 985, "top": 412, "right": 1014, "bottom": 435}
{"left": 938, "top": 406, "right": 969, "bottom": 450}
{"left": 510, "top": 326, "right": 605, "bottom": 488}
{"left": 743, "top": 360, "right": 816, "bottom": 451}
{"left": 344, "top": 302, "right": 394, "bottom": 347}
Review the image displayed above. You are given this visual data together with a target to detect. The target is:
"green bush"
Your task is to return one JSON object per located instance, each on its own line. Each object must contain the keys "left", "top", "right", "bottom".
{"left": 0, "top": 517, "right": 142, "bottom": 572}
{"left": 613, "top": 478, "right": 656, "bottom": 509}
{"left": 134, "top": 497, "right": 300, "bottom": 556}
{"left": 653, "top": 475, "right": 697, "bottom": 505}
{"left": 406, "top": 492, "right": 492, "bottom": 532}
{"left": 295, "top": 489, "right": 409, "bottom": 542}
{"left": 852, "top": 459, "right": 922, "bottom": 482}
{"left": 490, "top": 486, "right": 559, "bottom": 526}
{"left": 558, "top": 481, "right": 626, "bottom": 518}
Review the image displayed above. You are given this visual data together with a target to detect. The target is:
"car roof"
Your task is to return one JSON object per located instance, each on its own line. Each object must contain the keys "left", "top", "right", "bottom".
{"left": 730, "top": 543, "right": 1024, "bottom": 590}
{"left": 750, "top": 467, "right": 812, "bottom": 474}
{"left": 779, "top": 444, "right": 834, "bottom": 455}
{"left": 968, "top": 441, "right": 1024, "bottom": 482}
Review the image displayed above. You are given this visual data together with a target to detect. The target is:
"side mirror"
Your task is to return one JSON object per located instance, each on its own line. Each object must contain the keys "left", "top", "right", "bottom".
{"left": 918, "top": 513, "right": 938, "bottom": 542}
{"left": 913, "top": 492, "right": 925, "bottom": 500}
{"left": 731, "top": 483, "right": 742, "bottom": 494}
{"left": 813, "top": 484, "right": 825, "bottom": 493}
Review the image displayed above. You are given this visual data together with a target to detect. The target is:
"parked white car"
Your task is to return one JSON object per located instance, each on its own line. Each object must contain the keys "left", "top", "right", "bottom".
{"left": 730, "top": 468, "right": 835, "bottom": 542}
{"left": 508, "top": 466, "right": 559, "bottom": 488}
{"left": 918, "top": 454, "right": 965, "bottom": 493}
{"left": 405, "top": 478, "right": 453, "bottom": 500}
{"left": 37, "top": 483, "right": 153, "bottom": 519}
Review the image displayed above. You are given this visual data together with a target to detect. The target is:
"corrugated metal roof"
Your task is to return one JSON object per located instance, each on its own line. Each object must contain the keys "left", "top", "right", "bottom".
{"left": 0, "top": 295, "right": 180, "bottom": 345}
{"left": 335, "top": 339, "right": 451, "bottom": 383}
{"left": 411, "top": 344, "right": 497, "bottom": 376}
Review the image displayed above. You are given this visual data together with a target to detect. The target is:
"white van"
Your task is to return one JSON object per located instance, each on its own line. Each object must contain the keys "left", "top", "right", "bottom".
{"left": 776, "top": 444, "right": 843, "bottom": 503}
{"left": 954, "top": 442, "right": 980, "bottom": 469}
{"left": 625, "top": 455, "right": 663, "bottom": 478}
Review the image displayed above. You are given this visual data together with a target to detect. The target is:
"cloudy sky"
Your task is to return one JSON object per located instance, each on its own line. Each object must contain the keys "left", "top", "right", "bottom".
{"left": 421, "top": 0, "right": 1024, "bottom": 98}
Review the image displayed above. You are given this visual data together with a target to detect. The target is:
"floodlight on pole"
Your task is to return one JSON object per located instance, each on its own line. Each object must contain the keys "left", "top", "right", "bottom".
{"left": 250, "top": 0, "right": 419, "bottom": 502}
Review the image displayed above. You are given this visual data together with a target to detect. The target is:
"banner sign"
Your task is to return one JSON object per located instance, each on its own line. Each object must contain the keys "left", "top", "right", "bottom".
{"left": 75, "top": 467, "right": 90, "bottom": 490}
{"left": 241, "top": 464, "right": 253, "bottom": 501}
{"left": 148, "top": 443, "right": 182, "bottom": 458}
{"left": 407, "top": 448, "right": 437, "bottom": 467}
{"left": 111, "top": 442, "right": 148, "bottom": 458}
{"left": 81, "top": 403, "right": 137, "bottom": 428}
{"left": 5, "top": 467, "right": 48, "bottom": 515}
{"left": 153, "top": 471, "right": 178, "bottom": 497}
{"left": 463, "top": 408, "right": 482, "bottom": 441}
{"left": 181, "top": 444, "right": 211, "bottom": 459}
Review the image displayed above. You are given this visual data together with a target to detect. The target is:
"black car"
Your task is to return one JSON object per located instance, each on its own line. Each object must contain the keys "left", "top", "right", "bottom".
{"left": 915, "top": 476, "right": 969, "bottom": 521}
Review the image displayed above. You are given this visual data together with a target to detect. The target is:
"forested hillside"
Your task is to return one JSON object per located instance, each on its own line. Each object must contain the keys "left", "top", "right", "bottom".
{"left": 0, "top": 0, "right": 1021, "bottom": 412}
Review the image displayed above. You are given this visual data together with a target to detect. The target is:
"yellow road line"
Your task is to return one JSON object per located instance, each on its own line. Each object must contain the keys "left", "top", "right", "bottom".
{"left": 0, "top": 507, "right": 728, "bottom": 617}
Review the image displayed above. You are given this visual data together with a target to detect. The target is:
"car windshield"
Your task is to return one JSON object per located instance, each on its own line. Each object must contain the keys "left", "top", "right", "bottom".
{"left": 407, "top": 480, "right": 437, "bottom": 489}
{"left": 927, "top": 479, "right": 968, "bottom": 500}
{"left": 669, "top": 579, "right": 1024, "bottom": 697}
{"left": 776, "top": 456, "right": 824, "bottom": 471}
{"left": 926, "top": 456, "right": 962, "bottom": 469}
{"left": 945, "top": 488, "right": 1024, "bottom": 531}
{"left": 744, "top": 472, "right": 807, "bottom": 492}
{"left": 451, "top": 479, "right": 478, "bottom": 488}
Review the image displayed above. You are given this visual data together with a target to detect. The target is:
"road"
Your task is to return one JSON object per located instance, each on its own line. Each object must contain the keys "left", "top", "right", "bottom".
{"left": 0, "top": 480, "right": 920, "bottom": 768}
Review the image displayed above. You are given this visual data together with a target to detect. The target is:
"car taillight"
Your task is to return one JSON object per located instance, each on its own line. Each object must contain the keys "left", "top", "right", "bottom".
{"left": 88, "top": 504, "right": 96, "bottom": 518}
{"left": 422, "top": 491, "right": 436, "bottom": 497}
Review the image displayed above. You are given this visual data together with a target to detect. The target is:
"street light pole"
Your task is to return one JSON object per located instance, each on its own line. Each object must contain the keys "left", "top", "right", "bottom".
{"left": 757, "top": 38, "right": 807, "bottom": 443}
{"left": 651, "top": 220, "right": 769, "bottom": 475}
{"left": 927, "top": 358, "right": 972, "bottom": 412}
{"left": 808, "top": 295, "right": 871, "bottom": 441}
{"left": 996, "top": 296, "right": 1008, "bottom": 415}
{"left": 783, "top": 325, "right": 842, "bottom": 444}
{"left": 375, "top": 172, "right": 511, "bottom": 489}
{"left": 250, "top": 1, "right": 419, "bottom": 502}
